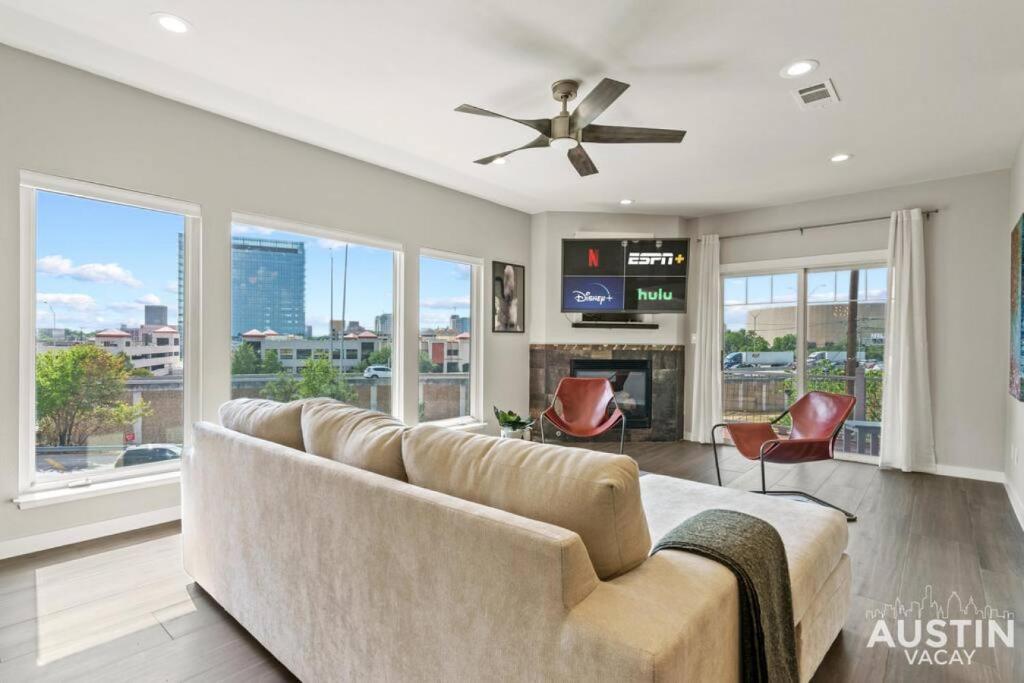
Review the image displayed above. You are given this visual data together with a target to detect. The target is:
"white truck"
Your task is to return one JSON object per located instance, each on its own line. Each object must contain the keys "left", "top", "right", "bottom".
{"left": 723, "top": 351, "right": 795, "bottom": 369}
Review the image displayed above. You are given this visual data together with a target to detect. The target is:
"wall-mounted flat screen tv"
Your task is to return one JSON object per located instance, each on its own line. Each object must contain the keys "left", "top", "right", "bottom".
{"left": 561, "top": 238, "right": 689, "bottom": 313}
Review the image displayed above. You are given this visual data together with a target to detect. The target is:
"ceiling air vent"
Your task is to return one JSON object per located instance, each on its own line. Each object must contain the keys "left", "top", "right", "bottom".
{"left": 792, "top": 79, "right": 840, "bottom": 110}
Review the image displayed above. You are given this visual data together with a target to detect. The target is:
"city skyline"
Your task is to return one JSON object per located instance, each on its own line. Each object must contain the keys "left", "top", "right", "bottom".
{"left": 34, "top": 191, "right": 472, "bottom": 338}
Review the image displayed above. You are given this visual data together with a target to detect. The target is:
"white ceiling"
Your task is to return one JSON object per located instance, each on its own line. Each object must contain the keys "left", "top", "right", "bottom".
{"left": 1, "top": 0, "right": 1023, "bottom": 216}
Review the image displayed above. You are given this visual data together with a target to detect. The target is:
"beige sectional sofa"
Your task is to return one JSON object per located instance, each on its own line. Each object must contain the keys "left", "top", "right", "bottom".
{"left": 182, "top": 399, "right": 850, "bottom": 682}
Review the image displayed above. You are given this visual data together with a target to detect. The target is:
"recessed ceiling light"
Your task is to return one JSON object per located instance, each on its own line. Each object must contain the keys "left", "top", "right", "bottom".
{"left": 830, "top": 153, "right": 852, "bottom": 163}
{"left": 152, "top": 12, "right": 192, "bottom": 34}
{"left": 619, "top": 198, "right": 634, "bottom": 206}
{"left": 490, "top": 157, "right": 508, "bottom": 165}
{"left": 780, "top": 59, "right": 819, "bottom": 79}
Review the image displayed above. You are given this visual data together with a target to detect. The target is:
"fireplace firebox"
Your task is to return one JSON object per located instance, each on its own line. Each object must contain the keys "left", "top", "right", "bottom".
{"left": 570, "top": 358, "right": 652, "bottom": 429}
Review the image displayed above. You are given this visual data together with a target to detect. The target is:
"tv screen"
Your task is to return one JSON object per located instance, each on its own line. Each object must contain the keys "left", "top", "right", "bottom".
{"left": 561, "top": 238, "right": 688, "bottom": 314}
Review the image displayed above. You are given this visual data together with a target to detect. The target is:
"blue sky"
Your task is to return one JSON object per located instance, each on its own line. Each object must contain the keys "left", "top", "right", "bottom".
{"left": 35, "top": 190, "right": 471, "bottom": 336}
{"left": 36, "top": 191, "right": 182, "bottom": 332}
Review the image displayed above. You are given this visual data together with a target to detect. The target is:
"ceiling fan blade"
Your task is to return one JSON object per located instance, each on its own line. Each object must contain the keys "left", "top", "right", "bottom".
{"left": 582, "top": 124, "right": 686, "bottom": 144}
{"left": 567, "top": 145, "right": 598, "bottom": 177}
{"left": 455, "top": 104, "right": 552, "bottom": 137}
{"left": 473, "top": 135, "right": 550, "bottom": 165}
{"left": 570, "top": 78, "right": 629, "bottom": 130}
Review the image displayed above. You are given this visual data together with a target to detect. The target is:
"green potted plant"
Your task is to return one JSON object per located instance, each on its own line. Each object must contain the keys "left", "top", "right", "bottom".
{"left": 493, "top": 406, "right": 535, "bottom": 439}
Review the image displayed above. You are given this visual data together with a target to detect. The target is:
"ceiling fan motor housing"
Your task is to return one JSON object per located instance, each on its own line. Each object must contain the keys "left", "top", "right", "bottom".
{"left": 551, "top": 112, "right": 573, "bottom": 140}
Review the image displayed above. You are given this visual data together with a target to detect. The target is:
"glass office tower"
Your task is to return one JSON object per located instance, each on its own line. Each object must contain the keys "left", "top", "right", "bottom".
{"left": 230, "top": 237, "right": 306, "bottom": 338}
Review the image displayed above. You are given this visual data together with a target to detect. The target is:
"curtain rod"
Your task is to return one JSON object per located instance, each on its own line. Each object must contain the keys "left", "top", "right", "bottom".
{"left": 699, "top": 209, "right": 939, "bottom": 242}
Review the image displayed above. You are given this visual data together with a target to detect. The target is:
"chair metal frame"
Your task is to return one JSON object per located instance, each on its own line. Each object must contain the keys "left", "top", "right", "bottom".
{"left": 710, "top": 405, "right": 857, "bottom": 522}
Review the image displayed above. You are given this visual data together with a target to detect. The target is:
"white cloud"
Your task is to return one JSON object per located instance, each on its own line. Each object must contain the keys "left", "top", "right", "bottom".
{"left": 232, "top": 224, "right": 276, "bottom": 236}
{"left": 38, "top": 254, "right": 142, "bottom": 288}
{"left": 37, "top": 292, "right": 96, "bottom": 312}
{"left": 136, "top": 294, "right": 162, "bottom": 305}
{"left": 164, "top": 281, "right": 178, "bottom": 294}
{"left": 420, "top": 296, "right": 470, "bottom": 309}
{"left": 316, "top": 238, "right": 348, "bottom": 250}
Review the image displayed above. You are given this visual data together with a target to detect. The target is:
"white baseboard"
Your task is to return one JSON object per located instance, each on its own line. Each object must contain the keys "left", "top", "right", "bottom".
{"left": 934, "top": 464, "right": 1006, "bottom": 484}
{"left": 1005, "top": 480, "right": 1024, "bottom": 533}
{"left": 0, "top": 505, "right": 181, "bottom": 560}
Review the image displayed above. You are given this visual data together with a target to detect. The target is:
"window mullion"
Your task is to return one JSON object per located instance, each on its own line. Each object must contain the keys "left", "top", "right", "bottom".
{"left": 796, "top": 268, "right": 807, "bottom": 397}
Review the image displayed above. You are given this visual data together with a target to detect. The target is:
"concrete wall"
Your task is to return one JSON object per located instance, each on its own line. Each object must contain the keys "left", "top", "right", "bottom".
{"left": 0, "top": 45, "right": 530, "bottom": 548}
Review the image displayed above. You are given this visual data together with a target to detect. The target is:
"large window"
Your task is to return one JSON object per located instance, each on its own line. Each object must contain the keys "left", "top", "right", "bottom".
{"left": 722, "top": 273, "right": 798, "bottom": 423}
{"left": 418, "top": 252, "right": 479, "bottom": 422}
{"left": 20, "top": 174, "right": 200, "bottom": 490}
{"left": 229, "top": 216, "right": 400, "bottom": 416}
{"left": 722, "top": 260, "right": 888, "bottom": 457}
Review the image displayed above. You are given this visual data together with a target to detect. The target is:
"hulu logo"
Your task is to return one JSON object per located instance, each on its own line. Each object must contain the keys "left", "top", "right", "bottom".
{"left": 637, "top": 287, "right": 672, "bottom": 301}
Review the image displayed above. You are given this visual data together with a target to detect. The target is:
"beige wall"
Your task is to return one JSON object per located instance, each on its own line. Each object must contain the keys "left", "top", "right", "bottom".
{"left": 692, "top": 171, "right": 1010, "bottom": 474}
{"left": 1006, "top": 135, "right": 1024, "bottom": 512}
{"left": 530, "top": 172, "right": 1010, "bottom": 475}
{"left": 0, "top": 45, "right": 530, "bottom": 546}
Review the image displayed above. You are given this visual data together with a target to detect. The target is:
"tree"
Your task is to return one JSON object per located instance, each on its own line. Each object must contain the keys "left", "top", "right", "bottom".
{"left": 770, "top": 333, "right": 798, "bottom": 352}
{"left": 260, "top": 372, "right": 299, "bottom": 402}
{"left": 36, "top": 345, "right": 152, "bottom": 446}
{"left": 723, "top": 329, "right": 769, "bottom": 353}
{"left": 366, "top": 345, "right": 391, "bottom": 367}
{"left": 231, "top": 343, "right": 260, "bottom": 374}
{"left": 296, "top": 358, "right": 357, "bottom": 402}
{"left": 129, "top": 367, "right": 154, "bottom": 378}
{"left": 355, "top": 345, "right": 391, "bottom": 373}
{"left": 418, "top": 351, "right": 437, "bottom": 373}
{"left": 261, "top": 348, "right": 284, "bottom": 374}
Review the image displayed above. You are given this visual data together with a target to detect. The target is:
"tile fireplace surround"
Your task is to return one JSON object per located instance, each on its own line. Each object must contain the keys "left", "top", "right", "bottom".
{"left": 529, "top": 344, "right": 685, "bottom": 442}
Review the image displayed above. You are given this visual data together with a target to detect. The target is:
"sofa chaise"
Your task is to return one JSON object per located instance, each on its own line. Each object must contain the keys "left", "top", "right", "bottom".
{"left": 182, "top": 399, "right": 850, "bottom": 681}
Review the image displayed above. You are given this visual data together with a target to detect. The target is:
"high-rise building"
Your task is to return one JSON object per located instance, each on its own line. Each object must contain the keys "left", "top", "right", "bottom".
{"left": 374, "top": 313, "right": 393, "bottom": 337}
{"left": 145, "top": 304, "right": 168, "bottom": 326}
{"left": 450, "top": 314, "right": 470, "bottom": 335}
{"left": 230, "top": 237, "right": 306, "bottom": 338}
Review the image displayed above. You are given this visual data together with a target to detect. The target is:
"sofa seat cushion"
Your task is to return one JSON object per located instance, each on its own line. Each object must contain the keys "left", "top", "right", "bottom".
{"left": 639, "top": 474, "right": 848, "bottom": 624}
{"left": 219, "top": 398, "right": 308, "bottom": 451}
{"left": 402, "top": 425, "right": 650, "bottom": 579}
{"left": 302, "top": 401, "right": 408, "bottom": 480}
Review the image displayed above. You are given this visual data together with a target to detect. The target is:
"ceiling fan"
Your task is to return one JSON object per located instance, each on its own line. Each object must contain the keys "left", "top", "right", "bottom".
{"left": 455, "top": 78, "right": 685, "bottom": 176}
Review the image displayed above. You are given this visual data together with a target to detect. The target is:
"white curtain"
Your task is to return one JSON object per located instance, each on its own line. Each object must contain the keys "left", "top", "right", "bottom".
{"left": 879, "top": 209, "right": 936, "bottom": 472}
{"left": 690, "top": 234, "right": 723, "bottom": 443}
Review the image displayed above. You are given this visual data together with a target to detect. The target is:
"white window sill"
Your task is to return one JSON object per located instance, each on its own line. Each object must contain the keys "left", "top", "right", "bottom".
{"left": 425, "top": 416, "right": 489, "bottom": 432}
{"left": 13, "top": 471, "right": 180, "bottom": 510}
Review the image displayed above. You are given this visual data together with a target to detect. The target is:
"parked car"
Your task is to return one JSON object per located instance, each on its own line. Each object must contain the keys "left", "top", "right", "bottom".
{"left": 363, "top": 365, "right": 391, "bottom": 379}
{"left": 114, "top": 444, "right": 182, "bottom": 468}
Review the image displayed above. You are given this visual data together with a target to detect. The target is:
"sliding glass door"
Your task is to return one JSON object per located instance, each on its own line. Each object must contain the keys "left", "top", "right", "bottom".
{"left": 722, "top": 273, "right": 799, "bottom": 423}
{"left": 722, "top": 262, "right": 888, "bottom": 457}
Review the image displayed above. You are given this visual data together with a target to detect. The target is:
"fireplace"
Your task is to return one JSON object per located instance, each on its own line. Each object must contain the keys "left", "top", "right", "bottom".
{"left": 570, "top": 358, "right": 652, "bottom": 428}
{"left": 531, "top": 344, "right": 684, "bottom": 442}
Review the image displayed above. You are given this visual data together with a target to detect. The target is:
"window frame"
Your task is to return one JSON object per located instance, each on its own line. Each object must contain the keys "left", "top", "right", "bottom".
{"left": 230, "top": 211, "right": 405, "bottom": 421}
{"left": 418, "top": 247, "right": 484, "bottom": 426}
{"left": 19, "top": 171, "right": 203, "bottom": 493}
{"left": 720, "top": 249, "right": 887, "bottom": 462}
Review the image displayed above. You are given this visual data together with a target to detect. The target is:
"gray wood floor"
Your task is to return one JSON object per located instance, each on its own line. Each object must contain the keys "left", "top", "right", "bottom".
{"left": 1, "top": 441, "right": 1021, "bottom": 682}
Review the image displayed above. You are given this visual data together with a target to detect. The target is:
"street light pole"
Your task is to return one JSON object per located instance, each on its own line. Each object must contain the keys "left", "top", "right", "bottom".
{"left": 42, "top": 300, "right": 56, "bottom": 341}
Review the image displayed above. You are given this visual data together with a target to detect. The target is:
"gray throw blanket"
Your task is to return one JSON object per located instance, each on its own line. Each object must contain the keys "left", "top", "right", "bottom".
{"left": 651, "top": 509, "right": 798, "bottom": 683}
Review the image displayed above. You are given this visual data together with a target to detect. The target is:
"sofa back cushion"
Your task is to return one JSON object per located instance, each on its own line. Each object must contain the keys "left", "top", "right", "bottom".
{"left": 301, "top": 401, "right": 408, "bottom": 480}
{"left": 402, "top": 425, "right": 650, "bottom": 579}
{"left": 219, "top": 398, "right": 307, "bottom": 451}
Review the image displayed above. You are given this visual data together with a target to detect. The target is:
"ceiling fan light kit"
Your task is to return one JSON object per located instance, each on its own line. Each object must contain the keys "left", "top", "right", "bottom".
{"left": 456, "top": 77, "right": 685, "bottom": 177}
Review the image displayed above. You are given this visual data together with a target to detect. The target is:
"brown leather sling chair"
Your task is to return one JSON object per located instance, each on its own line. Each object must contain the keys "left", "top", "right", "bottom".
{"left": 711, "top": 390, "right": 858, "bottom": 522}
